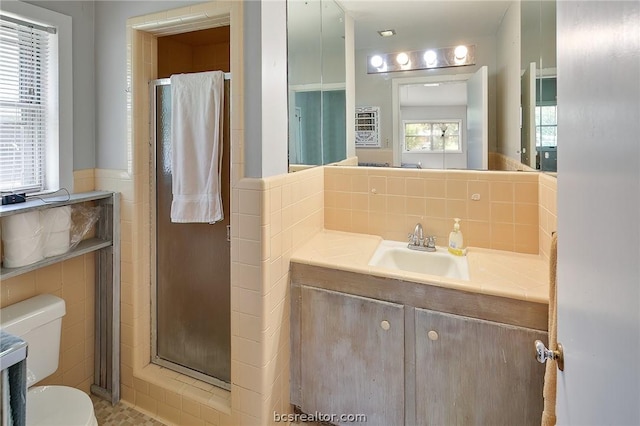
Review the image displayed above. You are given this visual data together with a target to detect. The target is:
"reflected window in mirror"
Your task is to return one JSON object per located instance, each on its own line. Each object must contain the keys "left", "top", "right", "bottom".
{"left": 536, "top": 106, "right": 557, "bottom": 147}
{"left": 403, "top": 120, "right": 462, "bottom": 153}
{"left": 535, "top": 76, "right": 557, "bottom": 172}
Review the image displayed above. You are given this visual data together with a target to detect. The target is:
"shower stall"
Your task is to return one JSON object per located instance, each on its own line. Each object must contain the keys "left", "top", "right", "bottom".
{"left": 149, "top": 75, "right": 231, "bottom": 389}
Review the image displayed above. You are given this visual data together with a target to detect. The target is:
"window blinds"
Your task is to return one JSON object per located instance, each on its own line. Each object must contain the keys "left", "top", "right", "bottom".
{"left": 0, "top": 15, "right": 53, "bottom": 193}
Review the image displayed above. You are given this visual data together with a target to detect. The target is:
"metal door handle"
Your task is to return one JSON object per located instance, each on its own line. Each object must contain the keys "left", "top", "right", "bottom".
{"left": 534, "top": 340, "right": 564, "bottom": 371}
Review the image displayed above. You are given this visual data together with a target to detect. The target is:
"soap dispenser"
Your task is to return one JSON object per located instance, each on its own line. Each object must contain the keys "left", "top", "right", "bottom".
{"left": 448, "top": 218, "right": 465, "bottom": 256}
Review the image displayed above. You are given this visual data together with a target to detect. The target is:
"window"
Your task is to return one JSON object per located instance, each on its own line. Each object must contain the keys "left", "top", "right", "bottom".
{"left": 536, "top": 105, "right": 557, "bottom": 147}
{"left": 0, "top": 2, "right": 72, "bottom": 195}
{"left": 0, "top": 14, "right": 54, "bottom": 192}
{"left": 403, "top": 120, "right": 462, "bottom": 153}
{"left": 536, "top": 76, "right": 557, "bottom": 148}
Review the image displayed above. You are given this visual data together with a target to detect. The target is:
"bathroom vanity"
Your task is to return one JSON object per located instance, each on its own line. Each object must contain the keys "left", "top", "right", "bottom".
{"left": 290, "top": 231, "right": 548, "bottom": 426}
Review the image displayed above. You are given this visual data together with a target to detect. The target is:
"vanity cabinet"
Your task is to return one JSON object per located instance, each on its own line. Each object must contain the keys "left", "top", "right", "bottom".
{"left": 290, "top": 263, "right": 548, "bottom": 426}
{"left": 414, "top": 308, "right": 546, "bottom": 426}
{"left": 291, "top": 286, "right": 405, "bottom": 426}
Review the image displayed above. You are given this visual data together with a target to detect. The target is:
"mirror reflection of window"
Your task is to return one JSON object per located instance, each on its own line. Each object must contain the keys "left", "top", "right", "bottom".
{"left": 403, "top": 120, "right": 462, "bottom": 153}
{"left": 535, "top": 77, "right": 557, "bottom": 148}
{"left": 536, "top": 105, "right": 557, "bottom": 147}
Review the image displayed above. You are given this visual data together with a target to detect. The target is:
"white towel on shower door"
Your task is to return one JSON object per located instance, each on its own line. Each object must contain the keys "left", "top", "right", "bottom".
{"left": 170, "top": 71, "right": 224, "bottom": 223}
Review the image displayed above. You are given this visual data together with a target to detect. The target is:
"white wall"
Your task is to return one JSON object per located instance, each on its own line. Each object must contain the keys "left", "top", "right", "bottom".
{"left": 94, "top": 0, "right": 203, "bottom": 170}
{"left": 25, "top": 0, "right": 95, "bottom": 171}
{"left": 244, "top": 0, "right": 288, "bottom": 178}
{"left": 522, "top": 0, "right": 556, "bottom": 72}
{"left": 89, "top": 0, "right": 289, "bottom": 177}
{"left": 344, "top": 13, "right": 355, "bottom": 159}
{"left": 289, "top": 46, "right": 343, "bottom": 87}
{"left": 400, "top": 106, "right": 467, "bottom": 169}
{"left": 495, "top": 1, "right": 521, "bottom": 159}
{"left": 556, "top": 1, "right": 640, "bottom": 424}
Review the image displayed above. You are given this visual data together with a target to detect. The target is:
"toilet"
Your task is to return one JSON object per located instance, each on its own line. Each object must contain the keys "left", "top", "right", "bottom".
{"left": 0, "top": 294, "right": 98, "bottom": 426}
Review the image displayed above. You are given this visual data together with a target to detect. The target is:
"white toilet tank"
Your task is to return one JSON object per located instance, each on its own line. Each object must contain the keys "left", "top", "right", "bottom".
{"left": 0, "top": 294, "right": 66, "bottom": 386}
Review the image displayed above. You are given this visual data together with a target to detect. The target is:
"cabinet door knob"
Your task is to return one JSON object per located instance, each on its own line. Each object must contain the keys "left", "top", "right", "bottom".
{"left": 380, "top": 320, "right": 390, "bottom": 330}
{"left": 427, "top": 330, "right": 439, "bottom": 341}
{"left": 534, "top": 340, "right": 564, "bottom": 371}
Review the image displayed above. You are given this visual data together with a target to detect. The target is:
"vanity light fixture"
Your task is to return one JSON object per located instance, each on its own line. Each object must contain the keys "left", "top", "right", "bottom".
{"left": 370, "top": 55, "right": 384, "bottom": 68}
{"left": 454, "top": 45, "right": 469, "bottom": 61}
{"left": 396, "top": 52, "right": 409, "bottom": 66}
{"left": 424, "top": 50, "right": 438, "bottom": 67}
{"left": 377, "top": 29, "right": 396, "bottom": 37}
{"left": 367, "top": 44, "right": 476, "bottom": 74}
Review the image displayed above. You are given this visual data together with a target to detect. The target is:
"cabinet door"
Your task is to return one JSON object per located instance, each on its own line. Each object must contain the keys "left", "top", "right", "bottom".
{"left": 299, "top": 286, "right": 404, "bottom": 426}
{"left": 415, "top": 308, "right": 547, "bottom": 426}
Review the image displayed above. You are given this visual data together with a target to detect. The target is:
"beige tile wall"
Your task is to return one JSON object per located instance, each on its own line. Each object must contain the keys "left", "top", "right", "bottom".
{"left": 73, "top": 169, "right": 96, "bottom": 193}
{"left": 230, "top": 166, "right": 324, "bottom": 425}
{"left": 325, "top": 167, "right": 540, "bottom": 254}
{"left": 0, "top": 169, "right": 97, "bottom": 394}
{"left": 538, "top": 173, "right": 558, "bottom": 261}
{"left": 115, "top": 2, "right": 245, "bottom": 425}
{"left": 0, "top": 256, "right": 97, "bottom": 392}
{"left": 489, "top": 151, "right": 537, "bottom": 172}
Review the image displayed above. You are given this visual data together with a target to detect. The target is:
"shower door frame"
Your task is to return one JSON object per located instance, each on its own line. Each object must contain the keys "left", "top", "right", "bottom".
{"left": 149, "top": 75, "right": 231, "bottom": 390}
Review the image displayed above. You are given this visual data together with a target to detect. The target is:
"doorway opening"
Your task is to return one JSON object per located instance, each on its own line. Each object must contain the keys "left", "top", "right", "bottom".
{"left": 150, "top": 27, "right": 231, "bottom": 390}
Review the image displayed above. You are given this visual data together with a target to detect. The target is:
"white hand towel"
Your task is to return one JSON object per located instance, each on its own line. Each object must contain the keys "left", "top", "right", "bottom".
{"left": 170, "top": 71, "right": 224, "bottom": 223}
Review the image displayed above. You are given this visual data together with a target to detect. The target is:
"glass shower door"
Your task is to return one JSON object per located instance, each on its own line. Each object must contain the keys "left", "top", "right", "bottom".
{"left": 152, "top": 82, "right": 231, "bottom": 388}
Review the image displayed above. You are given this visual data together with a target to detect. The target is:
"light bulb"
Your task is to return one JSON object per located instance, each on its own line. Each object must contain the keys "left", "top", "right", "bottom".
{"left": 454, "top": 45, "right": 468, "bottom": 60}
{"left": 396, "top": 52, "right": 409, "bottom": 65}
{"left": 424, "top": 50, "right": 437, "bottom": 66}
{"left": 370, "top": 55, "right": 383, "bottom": 68}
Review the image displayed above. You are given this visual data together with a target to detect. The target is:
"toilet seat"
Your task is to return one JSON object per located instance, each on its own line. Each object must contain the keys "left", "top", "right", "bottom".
{"left": 27, "top": 386, "right": 97, "bottom": 426}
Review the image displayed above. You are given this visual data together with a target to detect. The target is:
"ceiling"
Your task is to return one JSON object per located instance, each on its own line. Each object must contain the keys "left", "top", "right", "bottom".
{"left": 336, "top": 0, "right": 511, "bottom": 50}
{"left": 399, "top": 82, "right": 467, "bottom": 107}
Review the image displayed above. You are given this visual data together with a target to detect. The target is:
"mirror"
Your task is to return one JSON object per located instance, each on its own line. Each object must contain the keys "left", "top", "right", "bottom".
{"left": 397, "top": 80, "right": 469, "bottom": 169}
{"left": 521, "top": 0, "right": 557, "bottom": 172}
{"left": 391, "top": 67, "right": 488, "bottom": 170}
{"left": 339, "top": 0, "right": 556, "bottom": 173}
{"left": 287, "top": 0, "right": 347, "bottom": 168}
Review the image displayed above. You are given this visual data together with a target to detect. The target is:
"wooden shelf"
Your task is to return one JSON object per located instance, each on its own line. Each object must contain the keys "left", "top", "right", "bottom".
{"left": 1, "top": 238, "right": 112, "bottom": 280}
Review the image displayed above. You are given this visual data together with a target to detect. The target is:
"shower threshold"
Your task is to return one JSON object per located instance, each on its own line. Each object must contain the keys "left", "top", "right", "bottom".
{"left": 152, "top": 357, "right": 231, "bottom": 391}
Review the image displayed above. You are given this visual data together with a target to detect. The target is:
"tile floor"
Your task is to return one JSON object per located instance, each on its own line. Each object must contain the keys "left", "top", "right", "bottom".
{"left": 90, "top": 395, "right": 166, "bottom": 426}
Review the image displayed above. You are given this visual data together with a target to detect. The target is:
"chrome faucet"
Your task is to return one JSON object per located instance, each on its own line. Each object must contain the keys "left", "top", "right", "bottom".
{"left": 408, "top": 223, "right": 436, "bottom": 252}
{"left": 409, "top": 223, "right": 424, "bottom": 246}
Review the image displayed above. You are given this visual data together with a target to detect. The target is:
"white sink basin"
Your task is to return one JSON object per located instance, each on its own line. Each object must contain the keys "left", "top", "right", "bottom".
{"left": 368, "top": 240, "right": 470, "bottom": 281}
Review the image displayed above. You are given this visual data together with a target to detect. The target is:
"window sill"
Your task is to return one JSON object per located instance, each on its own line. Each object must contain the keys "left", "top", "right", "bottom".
{"left": 403, "top": 151, "right": 464, "bottom": 155}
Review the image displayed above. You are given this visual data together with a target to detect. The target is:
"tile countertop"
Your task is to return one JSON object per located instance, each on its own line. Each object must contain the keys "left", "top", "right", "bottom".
{"left": 290, "top": 230, "right": 550, "bottom": 304}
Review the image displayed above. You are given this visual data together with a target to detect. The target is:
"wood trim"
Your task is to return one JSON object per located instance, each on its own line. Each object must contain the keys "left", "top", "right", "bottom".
{"left": 290, "top": 262, "right": 548, "bottom": 331}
